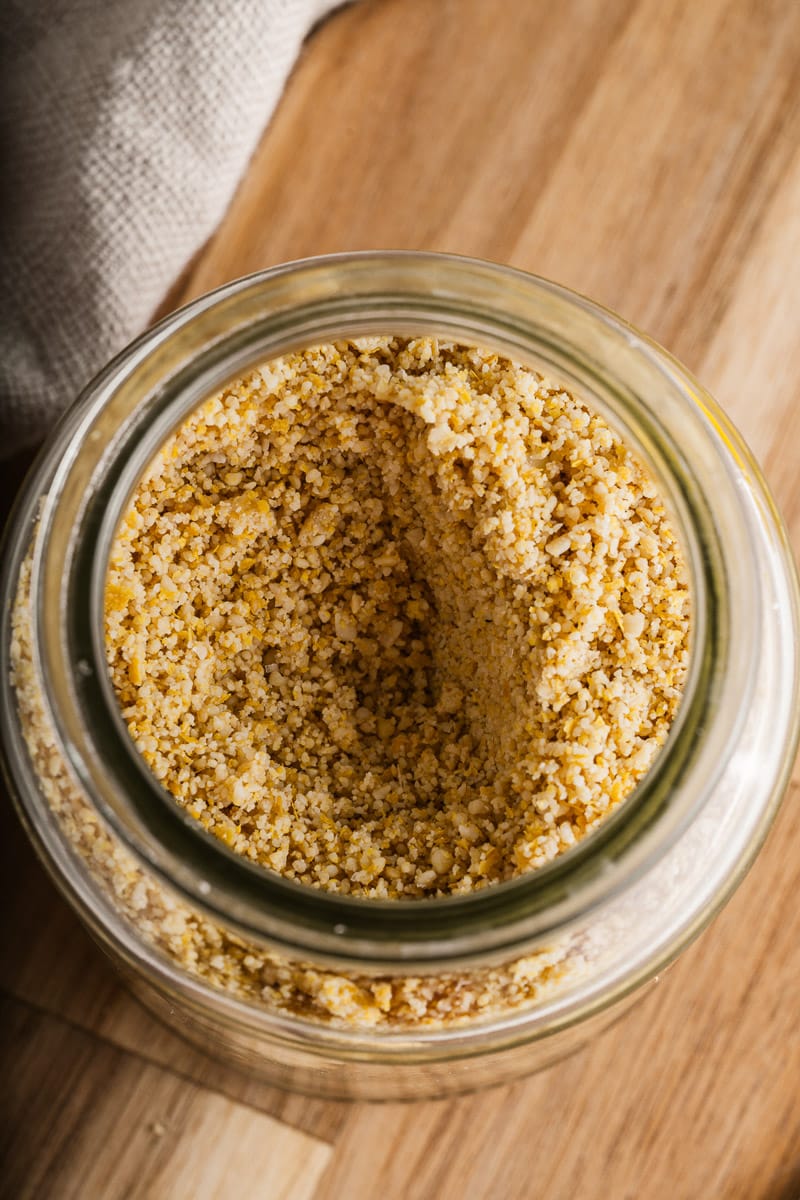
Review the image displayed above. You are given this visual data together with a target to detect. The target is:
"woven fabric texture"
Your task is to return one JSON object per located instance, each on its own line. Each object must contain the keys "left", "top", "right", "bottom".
{"left": 0, "top": 0, "right": 340, "bottom": 456}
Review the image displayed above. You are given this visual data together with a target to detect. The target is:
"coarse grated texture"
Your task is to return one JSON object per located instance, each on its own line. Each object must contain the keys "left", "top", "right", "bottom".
{"left": 10, "top": 549, "right": 583, "bottom": 1027}
{"left": 104, "top": 337, "right": 690, "bottom": 897}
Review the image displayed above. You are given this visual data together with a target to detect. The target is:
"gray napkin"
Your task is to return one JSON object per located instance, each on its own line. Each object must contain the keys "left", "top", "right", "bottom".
{"left": 0, "top": 0, "right": 342, "bottom": 458}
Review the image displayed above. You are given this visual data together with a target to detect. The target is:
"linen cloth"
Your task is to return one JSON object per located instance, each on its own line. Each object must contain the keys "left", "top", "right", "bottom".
{"left": 0, "top": 0, "right": 342, "bottom": 457}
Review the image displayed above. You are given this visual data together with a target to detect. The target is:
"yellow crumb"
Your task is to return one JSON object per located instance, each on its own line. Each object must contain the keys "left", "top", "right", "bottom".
{"left": 104, "top": 337, "right": 690, "bottom": 898}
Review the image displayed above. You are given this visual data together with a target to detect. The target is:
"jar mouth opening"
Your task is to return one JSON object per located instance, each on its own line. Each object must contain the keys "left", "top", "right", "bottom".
{"left": 9, "top": 253, "right": 759, "bottom": 967}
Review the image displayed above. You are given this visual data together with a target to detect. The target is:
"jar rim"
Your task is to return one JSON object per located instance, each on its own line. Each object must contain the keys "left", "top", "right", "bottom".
{"left": 1, "top": 251, "right": 791, "bottom": 971}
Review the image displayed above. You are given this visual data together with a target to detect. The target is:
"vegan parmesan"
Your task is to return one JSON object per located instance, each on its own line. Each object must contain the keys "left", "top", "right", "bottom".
{"left": 103, "top": 337, "right": 690, "bottom": 897}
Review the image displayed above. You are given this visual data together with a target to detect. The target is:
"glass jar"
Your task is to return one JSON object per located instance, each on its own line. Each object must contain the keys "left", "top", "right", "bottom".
{"left": 1, "top": 252, "right": 798, "bottom": 1101}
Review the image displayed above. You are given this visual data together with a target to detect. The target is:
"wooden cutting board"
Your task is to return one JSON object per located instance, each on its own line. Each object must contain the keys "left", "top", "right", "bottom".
{"left": 4, "top": 1, "right": 800, "bottom": 1196}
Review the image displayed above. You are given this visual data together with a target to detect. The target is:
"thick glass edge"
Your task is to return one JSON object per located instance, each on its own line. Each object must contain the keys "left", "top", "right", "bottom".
{"left": 1, "top": 253, "right": 794, "bottom": 971}
{"left": 4, "top": 698, "right": 794, "bottom": 1058}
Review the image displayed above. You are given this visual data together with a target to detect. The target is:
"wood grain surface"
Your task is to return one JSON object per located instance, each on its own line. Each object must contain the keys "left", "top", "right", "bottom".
{"left": 3, "top": 0, "right": 800, "bottom": 1197}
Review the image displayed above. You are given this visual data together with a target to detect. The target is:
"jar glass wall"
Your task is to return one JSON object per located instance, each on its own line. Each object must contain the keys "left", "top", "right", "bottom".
{"left": 1, "top": 253, "right": 797, "bottom": 1100}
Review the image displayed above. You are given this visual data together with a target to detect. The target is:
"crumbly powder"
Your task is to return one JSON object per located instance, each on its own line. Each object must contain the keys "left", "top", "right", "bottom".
{"left": 10, "top": 336, "right": 690, "bottom": 1028}
{"left": 11, "top": 549, "right": 582, "bottom": 1027}
{"left": 104, "top": 337, "right": 689, "bottom": 896}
